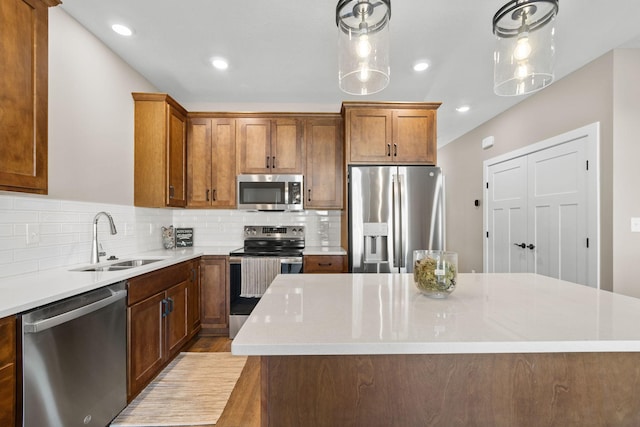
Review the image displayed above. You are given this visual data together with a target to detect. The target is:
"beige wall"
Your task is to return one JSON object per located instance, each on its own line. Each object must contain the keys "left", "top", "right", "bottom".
{"left": 48, "top": 8, "right": 157, "bottom": 205}
{"left": 438, "top": 52, "right": 615, "bottom": 290}
{"left": 612, "top": 49, "right": 640, "bottom": 297}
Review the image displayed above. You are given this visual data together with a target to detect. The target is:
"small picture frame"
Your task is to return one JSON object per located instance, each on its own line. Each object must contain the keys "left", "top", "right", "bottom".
{"left": 175, "top": 228, "right": 194, "bottom": 247}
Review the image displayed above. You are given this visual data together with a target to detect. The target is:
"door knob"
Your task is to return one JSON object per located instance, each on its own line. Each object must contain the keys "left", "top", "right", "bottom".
{"left": 513, "top": 243, "right": 526, "bottom": 248}
{"left": 527, "top": 244, "right": 535, "bottom": 250}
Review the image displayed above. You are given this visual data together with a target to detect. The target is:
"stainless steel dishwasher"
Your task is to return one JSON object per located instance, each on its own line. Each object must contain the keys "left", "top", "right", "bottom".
{"left": 21, "top": 281, "right": 127, "bottom": 427}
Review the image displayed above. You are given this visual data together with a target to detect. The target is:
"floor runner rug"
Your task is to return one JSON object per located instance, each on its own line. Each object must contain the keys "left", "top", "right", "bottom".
{"left": 111, "top": 352, "right": 247, "bottom": 426}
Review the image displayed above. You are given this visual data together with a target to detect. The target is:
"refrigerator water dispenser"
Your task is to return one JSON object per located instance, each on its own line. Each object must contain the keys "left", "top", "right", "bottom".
{"left": 363, "top": 222, "right": 388, "bottom": 263}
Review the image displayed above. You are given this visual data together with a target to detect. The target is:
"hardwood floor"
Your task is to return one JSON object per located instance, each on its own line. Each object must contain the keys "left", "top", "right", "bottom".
{"left": 184, "top": 336, "right": 261, "bottom": 427}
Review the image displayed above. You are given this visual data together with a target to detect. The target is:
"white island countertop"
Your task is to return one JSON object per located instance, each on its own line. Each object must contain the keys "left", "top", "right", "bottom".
{"left": 232, "top": 273, "right": 640, "bottom": 355}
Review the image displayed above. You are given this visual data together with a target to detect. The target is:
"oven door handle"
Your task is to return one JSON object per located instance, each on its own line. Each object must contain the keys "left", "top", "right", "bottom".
{"left": 229, "top": 256, "right": 303, "bottom": 265}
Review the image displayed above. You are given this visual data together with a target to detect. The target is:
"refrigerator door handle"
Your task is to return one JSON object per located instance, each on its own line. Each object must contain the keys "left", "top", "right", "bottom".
{"left": 398, "top": 173, "right": 407, "bottom": 269}
{"left": 392, "top": 174, "right": 401, "bottom": 269}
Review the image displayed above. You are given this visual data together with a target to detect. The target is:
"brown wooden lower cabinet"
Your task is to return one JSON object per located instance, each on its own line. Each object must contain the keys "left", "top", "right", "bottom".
{"left": 303, "top": 255, "right": 347, "bottom": 273}
{"left": 0, "top": 316, "right": 16, "bottom": 427}
{"left": 126, "top": 260, "right": 200, "bottom": 401}
{"left": 200, "top": 256, "right": 229, "bottom": 335}
{"left": 261, "top": 352, "right": 640, "bottom": 427}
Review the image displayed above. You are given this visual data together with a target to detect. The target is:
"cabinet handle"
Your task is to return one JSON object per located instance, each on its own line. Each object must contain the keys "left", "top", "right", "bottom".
{"left": 191, "top": 268, "right": 197, "bottom": 282}
{"left": 318, "top": 262, "right": 332, "bottom": 267}
{"left": 212, "top": 189, "right": 217, "bottom": 201}
{"left": 272, "top": 156, "right": 276, "bottom": 168}
{"left": 169, "top": 185, "right": 175, "bottom": 199}
{"left": 527, "top": 244, "right": 535, "bottom": 250}
{"left": 266, "top": 156, "right": 270, "bottom": 168}
{"left": 308, "top": 189, "right": 312, "bottom": 202}
{"left": 168, "top": 297, "right": 174, "bottom": 313}
{"left": 386, "top": 143, "right": 391, "bottom": 157}
{"left": 206, "top": 189, "right": 210, "bottom": 201}
{"left": 161, "top": 299, "right": 169, "bottom": 318}
{"left": 393, "top": 143, "right": 398, "bottom": 156}
{"left": 513, "top": 243, "right": 526, "bottom": 249}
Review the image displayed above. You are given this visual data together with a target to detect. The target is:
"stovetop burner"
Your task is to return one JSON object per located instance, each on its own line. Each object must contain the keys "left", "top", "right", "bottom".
{"left": 230, "top": 225, "right": 305, "bottom": 257}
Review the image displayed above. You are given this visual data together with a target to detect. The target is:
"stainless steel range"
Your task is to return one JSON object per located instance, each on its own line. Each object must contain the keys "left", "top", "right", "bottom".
{"left": 229, "top": 225, "right": 304, "bottom": 338}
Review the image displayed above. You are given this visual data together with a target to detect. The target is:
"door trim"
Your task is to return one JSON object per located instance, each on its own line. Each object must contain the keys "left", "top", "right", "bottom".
{"left": 482, "top": 122, "right": 600, "bottom": 288}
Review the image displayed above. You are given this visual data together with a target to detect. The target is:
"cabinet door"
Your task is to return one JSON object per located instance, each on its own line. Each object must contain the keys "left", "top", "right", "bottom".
{"left": 271, "top": 119, "right": 303, "bottom": 174}
{"left": 187, "top": 261, "right": 201, "bottom": 337}
{"left": 166, "top": 280, "right": 189, "bottom": 358}
{"left": 392, "top": 109, "right": 436, "bottom": 164}
{"left": 128, "top": 292, "right": 165, "bottom": 400}
{"left": 237, "top": 119, "right": 272, "bottom": 173}
{"left": 200, "top": 256, "right": 229, "bottom": 333}
{"left": 0, "top": 316, "right": 16, "bottom": 427}
{"left": 347, "top": 109, "right": 392, "bottom": 163}
{"left": 0, "top": 0, "right": 50, "bottom": 194}
{"left": 167, "top": 105, "right": 187, "bottom": 207}
{"left": 305, "top": 118, "right": 343, "bottom": 209}
{"left": 187, "top": 118, "right": 213, "bottom": 207}
{"left": 211, "top": 118, "right": 237, "bottom": 207}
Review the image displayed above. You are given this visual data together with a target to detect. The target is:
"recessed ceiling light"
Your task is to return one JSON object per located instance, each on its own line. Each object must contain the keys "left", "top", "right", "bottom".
{"left": 111, "top": 24, "right": 133, "bottom": 37}
{"left": 456, "top": 105, "right": 470, "bottom": 113}
{"left": 413, "top": 61, "right": 429, "bottom": 72}
{"left": 211, "top": 58, "right": 229, "bottom": 70}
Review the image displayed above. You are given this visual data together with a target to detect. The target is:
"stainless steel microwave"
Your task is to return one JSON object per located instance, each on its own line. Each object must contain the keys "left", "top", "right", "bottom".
{"left": 237, "top": 174, "right": 303, "bottom": 211}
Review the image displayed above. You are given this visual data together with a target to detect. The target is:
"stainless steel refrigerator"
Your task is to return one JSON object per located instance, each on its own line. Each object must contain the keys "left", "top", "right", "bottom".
{"left": 348, "top": 165, "right": 445, "bottom": 273}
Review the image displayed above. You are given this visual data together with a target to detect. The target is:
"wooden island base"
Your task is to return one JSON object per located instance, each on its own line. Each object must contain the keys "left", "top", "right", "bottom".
{"left": 261, "top": 353, "right": 640, "bottom": 427}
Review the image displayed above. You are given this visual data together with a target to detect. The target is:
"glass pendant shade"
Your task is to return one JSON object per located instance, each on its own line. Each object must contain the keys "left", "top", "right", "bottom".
{"left": 493, "top": 0, "right": 558, "bottom": 96}
{"left": 336, "top": 0, "right": 391, "bottom": 95}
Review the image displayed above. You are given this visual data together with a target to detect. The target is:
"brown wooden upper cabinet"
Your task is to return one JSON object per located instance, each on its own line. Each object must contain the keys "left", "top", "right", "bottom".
{"left": 133, "top": 93, "right": 188, "bottom": 207}
{"left": 237, "top": 118, "right": 304, "bottom": 174}
{"left": 0, "top": 0, "right": 60, "bottom": 194}
{"left": 343, "top": 102, "right": 440, "bottom": 165}
{"left": 304, "top": 117, "right": 343, "bottom": 209}
{"left": 187, "top": 117, "right": 237, "bottom": 208}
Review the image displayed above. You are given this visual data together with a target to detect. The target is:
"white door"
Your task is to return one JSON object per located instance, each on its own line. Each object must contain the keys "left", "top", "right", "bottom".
{"left": 484, "top": 124, "right": 597, "bottom": 287}
{"left": 527, "top": 139, "right": 589, "bottom": 284}
{"left": 486, "top": 156, "right": 528, "bottom": 273}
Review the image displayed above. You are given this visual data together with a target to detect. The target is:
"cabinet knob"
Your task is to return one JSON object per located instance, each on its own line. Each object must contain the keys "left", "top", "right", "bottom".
{"left": 513, "top": 242, "right": 526, "bottom": 249}
{"left": 527, "top": 244, "right": 535, "bottom": 250}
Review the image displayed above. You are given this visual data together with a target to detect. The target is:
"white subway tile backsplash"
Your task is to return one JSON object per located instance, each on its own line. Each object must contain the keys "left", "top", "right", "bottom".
{"left": 0, "top": 193, "right": 341, "bottom": 279}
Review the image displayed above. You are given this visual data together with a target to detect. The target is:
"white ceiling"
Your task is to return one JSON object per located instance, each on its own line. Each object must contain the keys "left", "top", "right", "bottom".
{"left": 59, "top": 0, "right": 640, "bottom": 147}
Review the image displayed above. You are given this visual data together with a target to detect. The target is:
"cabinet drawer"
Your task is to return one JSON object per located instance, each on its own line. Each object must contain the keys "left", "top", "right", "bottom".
{"left": 303, "top": 255, "right": 347, "bottom": 273}
{"left": 0, "top": 316, "right": 16, "bottom": 365}
{"left": 127, "top": 261, "right": 191, "bottom": 305}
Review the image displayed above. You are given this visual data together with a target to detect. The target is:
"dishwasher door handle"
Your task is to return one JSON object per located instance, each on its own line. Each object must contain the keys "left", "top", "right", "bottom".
{"left": 23, "top": 288, "right": 127, "bottom": 334}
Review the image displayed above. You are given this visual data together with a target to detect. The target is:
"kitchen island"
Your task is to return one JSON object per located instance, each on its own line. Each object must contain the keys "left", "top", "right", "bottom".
{"left": 232, "top": 273, "right": 640, "bottom": 426}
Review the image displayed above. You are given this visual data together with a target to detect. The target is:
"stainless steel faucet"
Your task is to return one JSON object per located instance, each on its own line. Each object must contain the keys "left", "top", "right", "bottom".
{"left": 91, "top": 212, "right": 118, "bottom": 264}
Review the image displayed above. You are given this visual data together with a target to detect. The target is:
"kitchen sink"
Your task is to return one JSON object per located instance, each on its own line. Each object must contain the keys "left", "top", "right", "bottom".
{"left": 72, "top": 258, "right": 166, "bottom": 272}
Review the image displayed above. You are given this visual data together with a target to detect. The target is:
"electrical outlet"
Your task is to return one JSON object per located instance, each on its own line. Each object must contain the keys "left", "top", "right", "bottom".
{"left": 26, "top": 223, "right": 40, "bottom": 246}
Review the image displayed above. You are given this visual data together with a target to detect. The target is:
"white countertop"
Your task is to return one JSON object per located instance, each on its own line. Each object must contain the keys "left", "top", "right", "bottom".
{"left": 302, "top": 246, "right": 346, "bottom": 256}
{"left": 0, "top": 246, "right": 237, "bottom": 318}
{"left": 232, "top": 273, "right": 640, "bottom": 356}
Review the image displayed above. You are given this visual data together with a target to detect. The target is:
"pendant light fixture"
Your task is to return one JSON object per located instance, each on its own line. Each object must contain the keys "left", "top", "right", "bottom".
{"left": 493, "top": 0, "right": 559, "bottom": 96}
{"left": 336, "top": 0, "right": 391, "bottom": 95}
